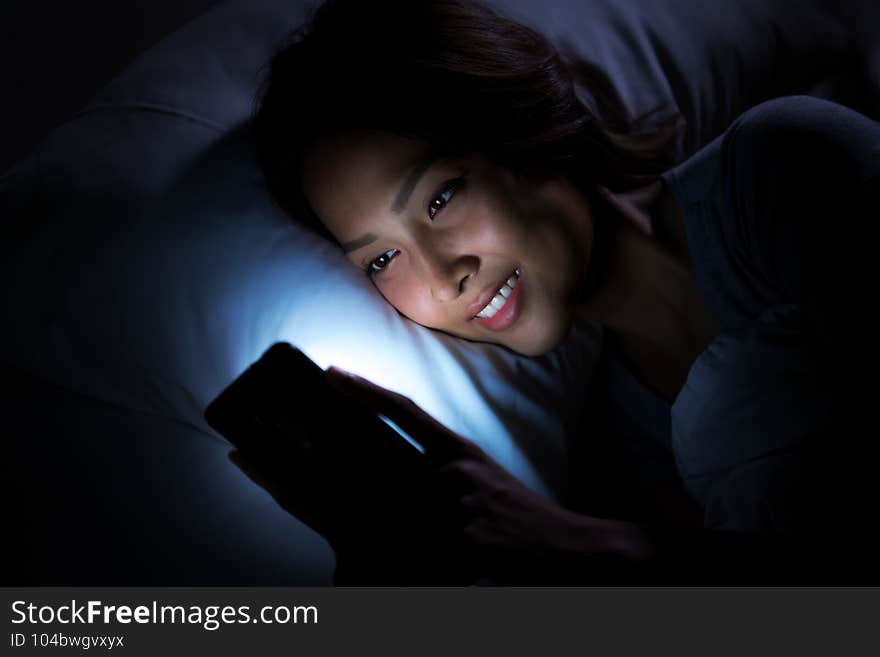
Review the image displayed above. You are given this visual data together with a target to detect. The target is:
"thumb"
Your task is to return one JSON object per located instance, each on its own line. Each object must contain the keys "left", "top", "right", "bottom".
{"left": 324, "top": 367, "right": 481, "bottom": 464}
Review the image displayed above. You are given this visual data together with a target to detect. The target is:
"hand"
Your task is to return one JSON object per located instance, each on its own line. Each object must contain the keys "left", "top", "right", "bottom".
{"left": 323, "top": 368, "right": 655, "bottom": 583}
{"left": 229, "top": 366, "right": 654, "bottom": 584}
{"left": 231, "top": 442, "right": 467, "bottom": 584}
{"left": 226, "top": 365, "right": 484, "bottom": 584}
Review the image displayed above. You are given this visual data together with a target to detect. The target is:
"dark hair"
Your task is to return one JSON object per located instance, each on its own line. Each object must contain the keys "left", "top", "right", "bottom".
{"left": 253, "top": 0, "right": 682, "bottom": 226}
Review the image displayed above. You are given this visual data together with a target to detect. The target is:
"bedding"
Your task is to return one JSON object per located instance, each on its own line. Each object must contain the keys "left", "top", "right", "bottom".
{"left": 1, "top": 0, "right": 876, "bottom": 583}
{"left": 3, "top": 368, "right": 333, "bottom": 584}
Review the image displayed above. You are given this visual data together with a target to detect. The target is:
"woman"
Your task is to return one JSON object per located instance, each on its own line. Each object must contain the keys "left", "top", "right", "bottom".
{"left": 238, "top": 0, "right": 868, "bottom": 583}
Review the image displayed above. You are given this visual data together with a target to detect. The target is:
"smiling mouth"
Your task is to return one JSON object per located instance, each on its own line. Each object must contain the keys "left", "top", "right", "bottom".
{"left": 474, "top": 268, "right": 521, "bottom": 319}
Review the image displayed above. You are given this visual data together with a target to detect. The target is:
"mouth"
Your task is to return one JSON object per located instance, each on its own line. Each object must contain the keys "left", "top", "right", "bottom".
{"left": 470, "top": 268, "right": 523, "bottom": 331}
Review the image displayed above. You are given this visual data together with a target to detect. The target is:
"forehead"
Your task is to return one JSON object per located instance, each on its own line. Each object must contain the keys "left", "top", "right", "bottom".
{"left": 301, "top": 130, "right": 430, "bottom": 229}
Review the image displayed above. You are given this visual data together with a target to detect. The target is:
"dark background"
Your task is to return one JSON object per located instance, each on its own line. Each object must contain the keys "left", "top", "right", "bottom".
{"left": 1, "top": 1, "right": 220, "bottom": 174}
{"left": 1, "top": 0, "right": 872, "bottom": 586}
{"left": 0, "top": 1, "right": 337, "bottom": 585}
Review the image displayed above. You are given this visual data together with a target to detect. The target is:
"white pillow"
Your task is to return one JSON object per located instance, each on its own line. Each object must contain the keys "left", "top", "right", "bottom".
{"left": 0, "top": 0, "right": 861, "bottom": 504}
{"left": 1, "top": 111, "right": 601, "bottom": 504}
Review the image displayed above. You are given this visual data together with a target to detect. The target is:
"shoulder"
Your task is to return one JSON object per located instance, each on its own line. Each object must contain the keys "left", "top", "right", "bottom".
{"left": 727, "top": 95, "right": 877, "bottom": 135}
{"left": 662, "top": 94, "right": 879, "bottom": 240}
{"left": 657, "top": 95, "right": 880, "bottom": 330}
{"left": 716, "top": 95, "right": 879, "bottom": 190}
{"left": 665, "top": 95, "right": 878, "bottom": 202}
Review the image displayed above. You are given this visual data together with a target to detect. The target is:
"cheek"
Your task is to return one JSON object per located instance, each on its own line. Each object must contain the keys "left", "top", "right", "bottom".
{"left": 375, "top": 271, "right": 438, "bottom": 325}
{"left": 462, "top": 182, "right": 533, "bottom": 252}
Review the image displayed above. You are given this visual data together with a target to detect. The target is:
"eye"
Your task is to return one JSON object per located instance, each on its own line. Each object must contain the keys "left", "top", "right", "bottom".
{"left": 365, "top": 248, "right": 399, "bottom": 276}
{"left": 428, "top": 177, "right": 464, "bottom": 220}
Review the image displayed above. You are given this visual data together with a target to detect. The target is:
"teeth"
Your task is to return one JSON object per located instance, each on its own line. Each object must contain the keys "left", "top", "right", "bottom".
{"left": 476, "top": 270, "right": 520, "bottom": 319}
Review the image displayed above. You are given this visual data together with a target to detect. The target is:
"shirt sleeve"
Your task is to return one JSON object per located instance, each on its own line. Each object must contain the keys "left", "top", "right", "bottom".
{"left": 664, "top": 96, "right": 877, "bottom": 536}
{"left": 663, "top": 94, "right": 879, "bottom": 343}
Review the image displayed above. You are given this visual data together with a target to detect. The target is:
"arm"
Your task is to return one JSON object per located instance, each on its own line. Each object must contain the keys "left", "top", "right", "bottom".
{"left": 537, "top": 514, "right": 823, "bottom": 585}
{"left": 315, "top": 369, "right": 843, "bottom": 584}
{"left": 662, "top": 97, "right": 872, "bottom": 555}
{"left": 425, "top": 431, "right": 835, "bottom": 585}
{"left": 230, "top": 367, "right": 849, "bottom": 584}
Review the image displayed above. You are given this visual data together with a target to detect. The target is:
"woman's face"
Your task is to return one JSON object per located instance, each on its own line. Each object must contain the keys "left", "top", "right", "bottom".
{"left": 301, "top": 130, "right": 595, "bottom": 356}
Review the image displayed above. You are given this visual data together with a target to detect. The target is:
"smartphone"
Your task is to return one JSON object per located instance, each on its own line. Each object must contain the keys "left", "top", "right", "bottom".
{"left": 206, "top": 342, "right": 477, "bottom": 584}
{"left": 204, "top": 342, "right": 426, "bottom": 479}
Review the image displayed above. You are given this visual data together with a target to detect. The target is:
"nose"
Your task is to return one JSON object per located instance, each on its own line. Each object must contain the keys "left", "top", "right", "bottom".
{"left": 419, "top": 245, "right": 478, "bottom": 302}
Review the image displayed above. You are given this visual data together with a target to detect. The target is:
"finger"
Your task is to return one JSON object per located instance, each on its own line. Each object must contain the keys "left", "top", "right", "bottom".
{"left": 324, "top": 367, "right": 483, "bottom": 463}
{"left": 433, "top": 459, "right": 484, "bottom": 497}
{"left": 325, "top": 367, "right": 427, "bottom": 420}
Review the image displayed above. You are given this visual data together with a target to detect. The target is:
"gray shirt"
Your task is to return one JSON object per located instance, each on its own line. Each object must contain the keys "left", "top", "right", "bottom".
{"left": 601, "top": 95, "right": 875, "bottom": 535}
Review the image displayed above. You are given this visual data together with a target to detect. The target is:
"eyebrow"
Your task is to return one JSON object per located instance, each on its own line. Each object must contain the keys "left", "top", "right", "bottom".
{"left": 341, "top": 233, "right": 378, "bottom": 254}
{"left": 341, "top": 152, "right": 439, "bottom": 255}
{"left": 391, "top": 153, "right": 439, "bottom": 214}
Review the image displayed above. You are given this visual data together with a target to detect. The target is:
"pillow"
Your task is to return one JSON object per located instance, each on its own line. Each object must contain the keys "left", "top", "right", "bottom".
{"left": 0, "top": 0, "right": 863, "bottom": 505}
{"left": 0, "top": 110, "right": 599, "bottom": 503}
{"left": 87, "top": 0, "right": 864, "bottom": 142}
{"left": 485, "top": 0, "right": 861, "bottom": 157}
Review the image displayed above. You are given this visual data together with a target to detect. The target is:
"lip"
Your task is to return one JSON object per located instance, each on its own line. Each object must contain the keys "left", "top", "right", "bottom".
{"left": 467, "top": 275, "right": 512, "bottom": 319}
{"left": 469, "top": 270, "right": 523, "bottom": 332}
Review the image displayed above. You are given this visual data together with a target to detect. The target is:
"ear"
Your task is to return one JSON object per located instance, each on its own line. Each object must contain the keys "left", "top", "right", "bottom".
{"left": 590, "top": 182, "right": 663, "bottom": 237}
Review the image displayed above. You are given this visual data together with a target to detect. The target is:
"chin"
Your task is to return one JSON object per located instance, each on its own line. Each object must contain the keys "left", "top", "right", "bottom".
{"left": 504, "top": 319, "right": 572, "bottom": 357}
{"left": 507, "top": 336, "right": 564, "bottom": 357}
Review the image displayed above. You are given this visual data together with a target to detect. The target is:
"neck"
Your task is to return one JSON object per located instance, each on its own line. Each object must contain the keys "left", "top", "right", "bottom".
{"left": 578, "top": 217, "right": 688, "bottom": 334}
{"left": 576, "top": 189, "right": 717, "bottom": 402}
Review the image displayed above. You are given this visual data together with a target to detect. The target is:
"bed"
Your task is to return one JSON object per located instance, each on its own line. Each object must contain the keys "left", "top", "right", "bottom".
{"left": 2, "top": 0, "right": 876, "bottom": 584}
